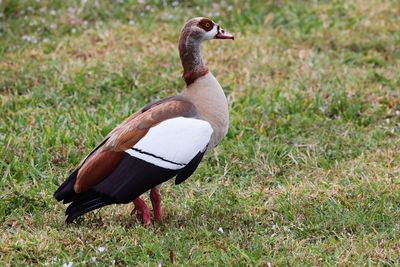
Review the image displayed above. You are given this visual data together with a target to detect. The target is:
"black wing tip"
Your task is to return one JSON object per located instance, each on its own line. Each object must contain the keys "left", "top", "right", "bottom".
{"left": 53, "top": 169, "right": 79, "bottom": 202}
{"left": 54, "top": 138, "right": 110, "bottom": 202}
{"left": 53, "top": 186, "right": 71, "bottom": 202}
{"left": 53, "top": 191, "right": 61, "bottom": 201}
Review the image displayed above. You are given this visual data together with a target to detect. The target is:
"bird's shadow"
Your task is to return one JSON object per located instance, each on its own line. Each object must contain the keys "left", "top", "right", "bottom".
{"left": 55, "top": 202, "right": 237, "bottom": 232}
{"left": 57, "top": 205, "right": 188, "bottom": 230}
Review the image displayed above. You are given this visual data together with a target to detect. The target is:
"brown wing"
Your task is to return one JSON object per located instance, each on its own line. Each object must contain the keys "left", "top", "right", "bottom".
{"left": 73, "top": 96, "right": 197, "bottom": 193}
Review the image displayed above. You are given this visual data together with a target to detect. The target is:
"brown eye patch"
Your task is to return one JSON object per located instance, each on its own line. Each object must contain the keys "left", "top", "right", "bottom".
{"left": 198, "top": 18, "right": 214, "bottom": 32}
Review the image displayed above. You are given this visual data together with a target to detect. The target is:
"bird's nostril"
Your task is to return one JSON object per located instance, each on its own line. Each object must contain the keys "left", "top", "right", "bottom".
{"left": 221, "top": 30, "right": 225, "bottom": 33}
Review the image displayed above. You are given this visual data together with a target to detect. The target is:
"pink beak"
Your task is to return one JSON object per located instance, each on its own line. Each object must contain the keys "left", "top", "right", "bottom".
{"left": 215, "top": 26, "right": 234, "bottom": 40}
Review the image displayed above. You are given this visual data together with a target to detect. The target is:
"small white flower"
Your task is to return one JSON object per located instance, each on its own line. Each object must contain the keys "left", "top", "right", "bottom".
{"left": 128, "top": 20, "right": 135, "bottom": 25}
{"left": 71, "top": 28, "right": 77, "bottom": 33}
{"left": 97, "top": 246, "right": 106, "bottom": 253}
{"left": 0, "top": 12, "right": 4, "bottom": 18}
{"left": 68, "top": 7, "right": 76, "bottom": 13}
{"left": 50, "top": 10, "right": 56, "bottom": 16}
{"left": 92, "top": 257, "right": 96, "bottom": 262}
{"left": 82, "top": 20, "right": 88, "bottom": 28}
{"left": 218, "top": 227, "right": 224, "bottom": 233}
{"left": 172, "top": 1, "right": 179, "bottom": 7}
{"left": 22, "top": 35, "right": 31, "bottom": 41}
{"left": 43, "top": 37, "right": 49, "bottom": 43}
{"left": 63, "top": 262, "right": 73, "bottom": 267}
{"left": 112, "top": 260, "right": 116, "bottom": 265}
{"left": 24, "top": 15, "right": 28, "bottom": 20}
{"left": 50, "top": 23, "right": 57, "bottom": 29}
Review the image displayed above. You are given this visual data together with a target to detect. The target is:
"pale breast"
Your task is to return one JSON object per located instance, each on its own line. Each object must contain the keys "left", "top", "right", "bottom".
{"left": 181, "top": 72, "right": 229, "bottom": 150}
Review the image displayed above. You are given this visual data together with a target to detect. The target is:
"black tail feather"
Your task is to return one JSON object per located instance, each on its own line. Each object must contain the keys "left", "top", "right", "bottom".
{"left": 65, "top": 193, "right": 103, "bottom": 215}
{"left": 54, "top": 168, "right": 116, "bottom": 223}
{"left": 66, "top": 199, "right": 113, "bottom": 224}
{"left": 65, "top": 190, "right": 115, "bottom": 224}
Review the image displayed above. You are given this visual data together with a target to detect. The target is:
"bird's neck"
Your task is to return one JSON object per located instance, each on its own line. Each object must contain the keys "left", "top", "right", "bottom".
{"left": 179, "top": 34, "right": 208, "bottom": 86}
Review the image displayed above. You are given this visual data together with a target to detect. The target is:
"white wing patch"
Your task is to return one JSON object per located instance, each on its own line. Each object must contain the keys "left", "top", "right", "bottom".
{"left": 125, "top": 117, "right": 213, "bottom": 170}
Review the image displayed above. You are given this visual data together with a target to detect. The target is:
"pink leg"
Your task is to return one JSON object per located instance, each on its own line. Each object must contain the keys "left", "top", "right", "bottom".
{"left": 150, "top": 187, "right": 163, "bottom": 221}
{"left": 132, "top": 197, "right": 150, "bottom": 225}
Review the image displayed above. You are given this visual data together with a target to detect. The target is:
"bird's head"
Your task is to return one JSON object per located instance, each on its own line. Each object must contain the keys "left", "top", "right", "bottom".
{"left": 180, "top": 17, "right": 234, "bottom": 43}
{"left": 179, "top": 17, "right": 234, "bottom": 85}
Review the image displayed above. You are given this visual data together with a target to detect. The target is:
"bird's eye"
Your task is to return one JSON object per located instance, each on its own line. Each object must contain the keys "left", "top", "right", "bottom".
{"left": 199, "top": 19, "right": 213, "bottom": 31}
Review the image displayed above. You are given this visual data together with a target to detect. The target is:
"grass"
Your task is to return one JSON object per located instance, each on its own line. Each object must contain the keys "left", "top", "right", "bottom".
{"left": 1, "top": 0, "right": 400, "bottom": 265}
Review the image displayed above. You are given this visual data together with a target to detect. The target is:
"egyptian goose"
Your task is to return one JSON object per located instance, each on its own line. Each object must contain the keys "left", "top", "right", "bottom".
{"left": 54, "top": 17, "right": 234, "bottom": 225}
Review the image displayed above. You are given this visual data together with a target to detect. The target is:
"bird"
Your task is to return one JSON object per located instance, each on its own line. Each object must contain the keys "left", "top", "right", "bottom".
{"left": 54, "top": 17, "right": 234, "bottom": 225}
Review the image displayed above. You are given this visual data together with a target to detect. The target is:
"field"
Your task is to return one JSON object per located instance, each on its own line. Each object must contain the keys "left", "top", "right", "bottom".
{"left": 1, "top": 0, "right": 400, "bottom": 265}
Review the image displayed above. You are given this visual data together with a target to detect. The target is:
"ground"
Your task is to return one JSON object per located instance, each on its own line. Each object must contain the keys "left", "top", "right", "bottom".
{"left": 1, "top": 0, "right": 400, "bottom": 265}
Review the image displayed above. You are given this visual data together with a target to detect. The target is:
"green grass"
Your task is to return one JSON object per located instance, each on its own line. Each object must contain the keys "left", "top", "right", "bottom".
{"left": 1, "top": 0, "right": 400, "bottom": 265}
